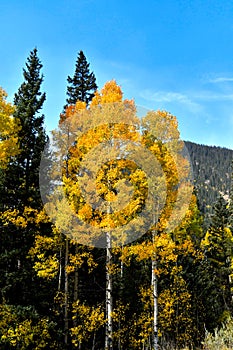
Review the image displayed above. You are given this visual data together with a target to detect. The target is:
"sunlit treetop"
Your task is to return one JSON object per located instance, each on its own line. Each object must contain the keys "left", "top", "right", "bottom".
{"left": 0, "top": 87, "right": 20, "bottom": 168}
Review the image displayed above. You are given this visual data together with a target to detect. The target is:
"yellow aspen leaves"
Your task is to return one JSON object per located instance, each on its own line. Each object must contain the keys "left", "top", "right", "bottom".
{"left": 0, "top": 87, "right": 20, "bottom": 168}
{"left": 43, "top": 79, "right": 193, "bottom": 246}
{"left": 90, "top": 80, "right": 123, "bottom": 105}
{"left": 71, "top": 301, "right": 105, "bottom": 347}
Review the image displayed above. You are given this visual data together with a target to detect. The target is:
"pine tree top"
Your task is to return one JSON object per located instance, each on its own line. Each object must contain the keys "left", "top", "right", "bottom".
{"left": 9, "top": 47, "right": 47, "bottom": 208}
{"left": 65, "top": 50, "right": 97, "bottom": 107}
{"left": 14, "top": 48, "right": 46, "bottom": 122}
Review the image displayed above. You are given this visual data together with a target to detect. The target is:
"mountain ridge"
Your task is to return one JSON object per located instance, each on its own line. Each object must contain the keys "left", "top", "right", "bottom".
{"left": 184, "top": 140, "right": 233, "bottom": 224}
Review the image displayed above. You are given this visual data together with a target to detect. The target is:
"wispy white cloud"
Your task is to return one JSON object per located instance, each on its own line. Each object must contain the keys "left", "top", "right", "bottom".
{"left": 140, "top": 90, "right": 202, "bottom": 114}
{"left": 195, "top": 91, "right": 233, "bottom": 101}
{"left": 208, "top": 77, "right": 233, "bottom": 83}
{"left": 140, "top": 89, "right": 233, "bottom": 106}
{"left": 142, "top": 91, "right": 189, "bottom": 103}
{"left": 141, "top": 90, "right": 186, "bottom": 104}
{"left": 138, "top": 87, "right": 233, "bottom": 148}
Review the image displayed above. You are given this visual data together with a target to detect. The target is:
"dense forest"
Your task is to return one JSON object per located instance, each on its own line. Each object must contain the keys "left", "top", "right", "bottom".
{"left": 185, "top": 141, "right": 233, "bottom": 225}
{"left": 0, "top": 48, "right": 233, "bottom": 350}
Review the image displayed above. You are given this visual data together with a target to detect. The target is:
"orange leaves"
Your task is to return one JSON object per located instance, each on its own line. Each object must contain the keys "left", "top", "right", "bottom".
{"left": 60, "top": 110, "right": 148, "bottom": 236}
{"left": 90, "top": 81, "right": 135, "bottom": 123}
{"left": 91, "top": 80, "right": 123, "bottom": 105}
{"left": 46, "top": 79, "right": 193, "bottom": 249}
{"left": 77, "top": 203, "right": 93, "bottom": 221}
{"left": 60, "top": 100, "right": 87, "bottom": 124}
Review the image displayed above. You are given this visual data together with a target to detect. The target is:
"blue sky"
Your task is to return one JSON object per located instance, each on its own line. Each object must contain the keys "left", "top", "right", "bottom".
{"left": 1, "top": 0, "right": 233, "bottom": 148}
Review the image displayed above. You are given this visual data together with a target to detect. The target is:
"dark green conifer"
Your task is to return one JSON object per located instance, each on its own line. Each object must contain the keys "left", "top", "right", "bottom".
{"left": 0, "top": 48, "right": 48, "bottom": 307}
{"left": 202, "top": 195, "right": 233, "bottom": 328}
{"left": 7, "top": 48, "right": 46, "bottom": 208}
{"left": 66, "top": 50, "right": 97, "bottom": 106}
{"left": 210, "top": 195, "right": 230, "bottom": 231}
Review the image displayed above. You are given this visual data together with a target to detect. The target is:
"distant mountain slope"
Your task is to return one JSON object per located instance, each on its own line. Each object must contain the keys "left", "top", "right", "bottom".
{"left": 184, "top": 141, "right": 233, "bottom": 223}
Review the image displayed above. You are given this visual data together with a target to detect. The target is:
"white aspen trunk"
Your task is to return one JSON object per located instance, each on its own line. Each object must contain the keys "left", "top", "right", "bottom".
{"left": 58, "top": 245, "right": 62, "bottom": 291}
{"left": 105, "top": 230, "right": 113, "bottom": 350}
{"left": 229, "top": 273, "right": 233, "bottom": 302}
{"left": 64, "top": 237, "right": 69, "bottom": 346}
{"left": 92, "top": 331, "right": 96, "bottom": 350}
{"left": 105, "top": 131, "right": 114, "bottom": 350}
{"left": 120, "top": 259, "right": 123, "bottom": 279}
{"left": 118, "top": 257, "right": 124, "bottom": 350}
{"left": 152, "top": 253, "right": 159, "bottom": 350}
{"left": 152, "top": 202, "right": 159, "bottom": 350}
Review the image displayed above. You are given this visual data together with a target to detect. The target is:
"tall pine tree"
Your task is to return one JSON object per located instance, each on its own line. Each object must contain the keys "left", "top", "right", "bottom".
{"left": 201, "top": 195, "right": 233, "bottom": 329}
{"left": 65, "top": 50, "right": 97, "bottom": 106}
{"left": 0, "top": 48, "right": 48, "bottom": 307}
{"left": 6, "top": 48, "right": 46, "bottom": 208}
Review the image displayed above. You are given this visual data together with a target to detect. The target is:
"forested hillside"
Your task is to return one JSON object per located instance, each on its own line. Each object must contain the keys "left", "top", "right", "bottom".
{"left": 185, "top": 141, "right": 233, "bottom": 225}
{"left": 0, "top": 49, "right": 233, "bottom": 350}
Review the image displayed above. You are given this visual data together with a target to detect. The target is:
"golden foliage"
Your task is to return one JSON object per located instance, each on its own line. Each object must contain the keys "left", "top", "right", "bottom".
{"left": 71, "top": 301, "right": 105, "bottom": 347}
{"left": 0, "top": 87, "right": 20, "bottom": 167}
{"left": 0, "top": 304, "right": 54, "bottom": 349}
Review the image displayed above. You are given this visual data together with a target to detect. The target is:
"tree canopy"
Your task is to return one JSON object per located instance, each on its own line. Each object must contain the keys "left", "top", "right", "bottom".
{"left": 0, "top": 51, "right": 232, "bottom": 350}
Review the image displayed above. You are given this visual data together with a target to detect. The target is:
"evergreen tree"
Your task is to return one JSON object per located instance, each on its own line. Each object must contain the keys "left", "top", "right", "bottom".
{"left": 0, "top": 48, "right": 48, "bottom": 307}
{"left": 201, "top": 195, "right": 233, "bottom": 329}
{"left": 5, "top": 48, "right": 46, "bottom": 208}
{"left": 227, "top": 160, "right": 233, "bottom": 230}
{"left": 185, "top": 141, "right": 233, "bottom": 225}
{"left": 65, "top": 50, "right": 97, "bottom": 106}
{"left": 210, "top": 195, "right": 230, "bottom": 230}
